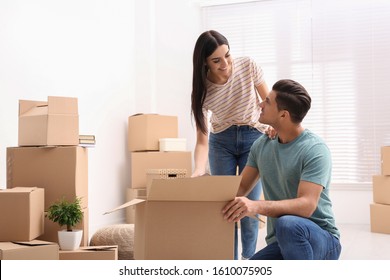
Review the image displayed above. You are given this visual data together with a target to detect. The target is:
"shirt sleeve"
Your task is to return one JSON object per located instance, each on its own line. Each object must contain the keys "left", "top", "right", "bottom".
{"left": 301, "top": 143, "right": 332, "bottom": 189}
{"left": 249, "top": 58, "right": 265, "bottom": 86}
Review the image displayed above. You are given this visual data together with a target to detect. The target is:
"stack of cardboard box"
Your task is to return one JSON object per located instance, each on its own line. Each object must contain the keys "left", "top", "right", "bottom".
{"left": 1, "top": 96, "right": 116, "bottom": 260}
{"left": 125, "top": 114, "right": 192, "bottom": 223}
{"left": 370, "top": 146, "right": 390, "bottom": 234}
{"left": 6, "top": 96, "right": 90, "bottom": 247}
{"left": 1, "top": 96, "right": 83, "bottom": 259}
{"left": 105, "top": 114, "right": 240, "bottom": 260}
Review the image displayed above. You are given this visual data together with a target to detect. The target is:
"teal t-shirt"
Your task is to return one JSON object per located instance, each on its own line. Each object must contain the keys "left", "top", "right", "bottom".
{"left": 247, "top": 129, "right": 340, "bottom": 244}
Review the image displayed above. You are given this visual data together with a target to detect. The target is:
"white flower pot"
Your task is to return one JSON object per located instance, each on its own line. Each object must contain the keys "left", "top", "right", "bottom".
{"left": 58, "top": 229, "right": 83, "bottom": 251}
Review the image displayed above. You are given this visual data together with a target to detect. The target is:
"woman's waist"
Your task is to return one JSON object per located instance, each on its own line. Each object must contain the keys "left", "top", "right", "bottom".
{"left": 210, "top": 122, "right": 268, "bottom": 134}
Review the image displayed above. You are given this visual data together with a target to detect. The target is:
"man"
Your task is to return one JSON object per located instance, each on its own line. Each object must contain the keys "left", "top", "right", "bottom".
{"left": 222, "top": 79, "right": 341, "bottom": 260}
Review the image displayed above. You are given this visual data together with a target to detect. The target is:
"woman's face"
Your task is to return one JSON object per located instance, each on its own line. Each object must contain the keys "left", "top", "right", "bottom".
{"left": 205, "top": 44, "right": 232, "bottom": 83}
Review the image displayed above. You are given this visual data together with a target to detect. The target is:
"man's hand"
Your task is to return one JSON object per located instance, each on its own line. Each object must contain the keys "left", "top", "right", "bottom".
{"left": 222, "top": 196, "right": 258, "bottom": 222}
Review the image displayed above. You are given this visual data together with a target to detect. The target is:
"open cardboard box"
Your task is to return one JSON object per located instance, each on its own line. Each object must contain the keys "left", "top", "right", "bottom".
{"left": 105, "top": 175, "right": 241, "bottom": 260}
{"left": 18, "top": 96, "right": 79, "bottom": 146}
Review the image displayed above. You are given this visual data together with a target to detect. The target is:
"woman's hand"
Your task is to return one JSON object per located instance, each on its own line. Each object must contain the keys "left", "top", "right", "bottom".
{"left": 265, "top": 126, "right": 277, "bottom": 139}
{"left": 191, "top": 168, "right": 206, "bottom": 177}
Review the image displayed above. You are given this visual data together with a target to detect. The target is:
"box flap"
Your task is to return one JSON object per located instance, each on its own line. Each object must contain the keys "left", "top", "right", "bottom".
{"left": 19, "top": 100, "right": 48, "bottom": 116}
{"left": 48, "top": 96, "right": 78, "bottom": 114}
{"left": 130, "top": 113, "right": 158, "bottom": 117}
{"left": 103, "top": 198, "right": 145, "bottom": 214}
{"left": 19, "top": 97, "right": 78, "bottom": 116}
{"left": 148, "top": 176, "right": 241, "bottom": 202}
{"left": 12, "top": 240, "right": 55, "bottom": 247}
{"left": 80, "top": 245, "right": 118, "bottom": 251}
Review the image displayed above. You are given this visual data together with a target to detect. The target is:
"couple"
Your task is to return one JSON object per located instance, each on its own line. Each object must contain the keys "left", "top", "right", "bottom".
{"left": 191, "top": 30, "right": 341, "bottom": 260}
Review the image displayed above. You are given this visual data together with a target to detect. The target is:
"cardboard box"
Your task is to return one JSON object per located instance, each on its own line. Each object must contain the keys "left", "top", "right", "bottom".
{"left": 159, "top": 138, "right": 187, "bottom": 152}
{"left": 370, "top": 203, "right": 390, "bottom": 234}
{"left": 18, "top": 96, "right": 79, "bottom": 146}
{"left": 0, "top": 240, "right": 59, "bottom": 260}
{"left": 0, "top": 187, "right": 44, "bottom": 241}
{"left": 381, "top": 146, "right": 390, "bottom": 175}
{"left": 130, "top": 151, "right": 192, "bottom": 189}
{"left": 372, "top": 175, "right": 390, "bottom": 205}
{"left": 7, "top": 146, "right": 88, "bottom": 210}
{"left": 106, "top": 176, "right": 241, "bottom": 260}
{"left": 146, "top": 168, "right": 187, "bottom": 188}
{"left": 38, "top": 208, "right": 89, "bottom": 246}
{"left": 128, "top": 114, "right": 178, "bottom": 152}
{"left": 59, "top": 245, "right": 118, "bottom": 260}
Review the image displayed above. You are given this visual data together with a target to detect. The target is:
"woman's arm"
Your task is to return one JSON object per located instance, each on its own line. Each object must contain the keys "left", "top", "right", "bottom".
{"left": 191, "top": 127, "right": 209, "bottom": 177}
{"left": 255, "top": 82, "right": 269, "bottom": 101}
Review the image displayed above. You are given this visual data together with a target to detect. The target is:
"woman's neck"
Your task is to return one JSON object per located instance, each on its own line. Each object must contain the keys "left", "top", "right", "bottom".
{"left": 207, "top": 69, "right": 231, "bottom": 85}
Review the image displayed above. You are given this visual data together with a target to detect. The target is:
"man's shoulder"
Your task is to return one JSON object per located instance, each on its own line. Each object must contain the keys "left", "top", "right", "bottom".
{"left": 252, "top": 133, "right": 273, "bottom": 149}
{"left": 301, "top": 130, "right": 331, "bottom": 155}
{"left": 302, "top": 129, "right": 326, "bottom": 144}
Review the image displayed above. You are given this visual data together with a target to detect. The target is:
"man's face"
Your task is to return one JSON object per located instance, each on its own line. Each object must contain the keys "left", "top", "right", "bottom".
{"left": 259, "top": 90, "right": 281, "bottom": 126}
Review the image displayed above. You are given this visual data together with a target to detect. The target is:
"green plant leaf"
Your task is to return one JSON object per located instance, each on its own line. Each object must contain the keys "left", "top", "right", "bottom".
{"left": 46, "top": 196, "right": 83, "bottom": 231}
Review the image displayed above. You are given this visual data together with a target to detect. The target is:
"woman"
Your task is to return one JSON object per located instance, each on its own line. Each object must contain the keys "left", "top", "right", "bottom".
{"left": 191, "top": 30, "right": 270, "bottom": 260}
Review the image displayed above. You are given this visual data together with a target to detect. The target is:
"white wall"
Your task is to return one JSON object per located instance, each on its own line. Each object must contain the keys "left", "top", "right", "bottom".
{"left": 0, "top": 0, "right": 371, "bottom": 243}
{"left": 0, "top": 0, "right": 201, "bottom": 240}
{"left": 331, "top": 187, "right": 373, "bottom": 225}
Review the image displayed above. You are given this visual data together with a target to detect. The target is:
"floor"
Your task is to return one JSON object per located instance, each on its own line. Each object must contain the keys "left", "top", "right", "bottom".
{"left": 239, "top": 224, "right": 390, "bottom": 259}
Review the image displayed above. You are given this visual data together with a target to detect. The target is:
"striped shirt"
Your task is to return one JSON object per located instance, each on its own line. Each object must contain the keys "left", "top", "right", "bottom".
{"left": 204, "top": 56, "right": 268, "bottom": 133}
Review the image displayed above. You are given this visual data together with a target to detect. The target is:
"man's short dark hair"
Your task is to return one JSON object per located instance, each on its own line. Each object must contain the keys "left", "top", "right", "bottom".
{"left": 272, "top": 79, "right": 311, "bottom": 123}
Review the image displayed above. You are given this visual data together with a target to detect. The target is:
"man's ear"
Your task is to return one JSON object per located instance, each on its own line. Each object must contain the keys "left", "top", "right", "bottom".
{"left": 280, "top": 110, "right": 289, "bottom": 119}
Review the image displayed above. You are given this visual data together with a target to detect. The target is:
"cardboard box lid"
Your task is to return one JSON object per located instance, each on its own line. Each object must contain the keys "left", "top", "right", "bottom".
{"left": 0, "top": 240, "right": 59, "bottom": 260}
{"left": 59, "top": 245, "right": 118, "bottom": 260}
{"left": 11, "top": 240, "right": 56, "bottom": 247}
{"left": 0, "top": 240, "right": 57, "bottom": 251}
{"left": 147, "top": 176, "right": 240, "bottom": 201}
{"left": 19, "top": 96, "right": 78, "bottom": 116}
{"left": 19, "top": 100, "right": 47, "bottom": 116}
{"left": 48, "top": 96, "right": 78, "bottom": 115}
{"left": 159, "top": 138, "right": 187, "bottom": 142}
{"left": 104, "top": 176, "right": 241, "bottom": 214}
{"left": 76, "top": 245, "right": 118, "bottom": 252}
{"left": 1, "top": 186, "right": 39, "bottom": 194}
{"left": 129, "top": 113, "right": 158, "bottom": 118}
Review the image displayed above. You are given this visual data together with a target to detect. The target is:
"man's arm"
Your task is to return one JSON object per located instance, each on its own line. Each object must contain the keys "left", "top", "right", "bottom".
{"left": 237, "top": 165, "right": 260, "bottom": 196}
{"left": 223, "top": 180, "right": 323, "bottom": 222}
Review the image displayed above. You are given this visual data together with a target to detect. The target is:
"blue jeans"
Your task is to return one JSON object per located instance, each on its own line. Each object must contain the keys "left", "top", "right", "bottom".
{"left": 250, "top": 215, "right": 342, "bottom": 260}
{"left": 209, "top": 125, "right": 263, "bottom": 260}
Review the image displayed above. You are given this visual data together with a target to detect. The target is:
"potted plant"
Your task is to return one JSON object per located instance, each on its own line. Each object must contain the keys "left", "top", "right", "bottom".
{"left": 46, "top": 196, "right": 83, "bottom": 251}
